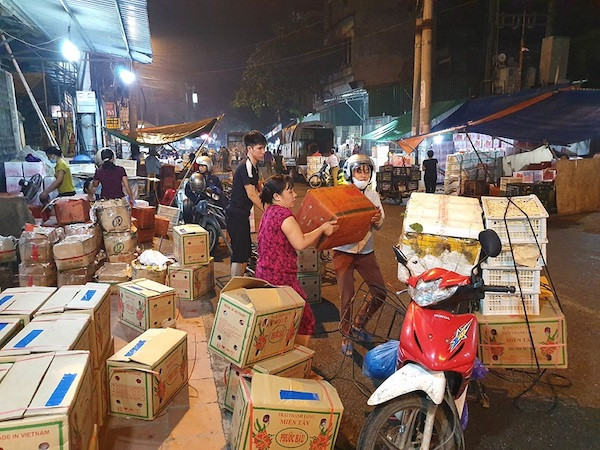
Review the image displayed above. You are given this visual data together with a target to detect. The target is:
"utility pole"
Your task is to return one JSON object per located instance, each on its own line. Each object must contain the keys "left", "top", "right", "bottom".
{"left": 419, "top": 0, "right": 433, "bottom": 134}
{"left": 517, "top": 9, "right": 527, "bottom": 91}
{"left": 411, "top": 16, "right": 422, "bottom": 136}
{"left": 483, "top": 0, "right": 498, "bottom": 96}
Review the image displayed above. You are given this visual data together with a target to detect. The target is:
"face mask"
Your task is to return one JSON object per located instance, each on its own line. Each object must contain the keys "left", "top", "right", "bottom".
{"left": 353, "top": 179, "right": 370, "bottom": 190}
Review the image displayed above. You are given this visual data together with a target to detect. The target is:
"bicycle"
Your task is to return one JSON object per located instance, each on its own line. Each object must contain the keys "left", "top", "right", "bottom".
{"left": 308, "top": 161, "right": 345, "bottom": 188}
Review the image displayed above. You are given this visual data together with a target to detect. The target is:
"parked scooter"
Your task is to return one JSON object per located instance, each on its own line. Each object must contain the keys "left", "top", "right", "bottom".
{"left": 180, "top": 173, "right": 231, "bottom": 255}
{"left": 357, "top": 229, "right": 514, "bottom": 450}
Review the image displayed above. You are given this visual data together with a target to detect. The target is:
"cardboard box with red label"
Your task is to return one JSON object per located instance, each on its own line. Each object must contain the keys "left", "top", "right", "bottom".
{"left": 117, "top": 278, "right": 176, "bottom": 332}
{"left": 167, "top": 258, "right": 214, "bottom": 301}
{"left": 53, "top": 235, "right": 97, "bottom": 271}
{"left": 172, "top": 224, "right": 210, "bottom": 265}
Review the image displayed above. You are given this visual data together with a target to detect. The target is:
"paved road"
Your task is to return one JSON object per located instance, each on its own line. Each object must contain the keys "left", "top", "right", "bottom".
{"left": 206, "top": 183, "right": 600, "bottom": 449}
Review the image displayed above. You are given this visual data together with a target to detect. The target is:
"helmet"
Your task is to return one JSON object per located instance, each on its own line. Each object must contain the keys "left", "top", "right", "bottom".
{"left": 188, "top": 172, "right": 206, "bottom": 193}
{"left": 342, "top": 154, "right": 374, "bottom": 181}
{"left": 195, "top": 155, "right": 213, "bottom": 172}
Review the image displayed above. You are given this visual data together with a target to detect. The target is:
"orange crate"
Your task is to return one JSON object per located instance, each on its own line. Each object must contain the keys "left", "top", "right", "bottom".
{"left": 132, "top": 205, "right": 156, "bottom": 228}
{"left": 54, "top": 196, "right": 91, "bottom": 225}
{"left": 155, "top": 215, "right": 170, "bottom": 237}
{"left": 137, "top": 226, "right": 155, "bottom": 243}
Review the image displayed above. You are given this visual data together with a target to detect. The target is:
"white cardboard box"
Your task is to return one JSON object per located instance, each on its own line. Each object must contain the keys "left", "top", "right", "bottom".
{"left": 117, "top": 278, "right": 176, "bottom": 332}
{"left": 0, "top": 317, "right": 22, "bottom": 349}
{"left": 0, "top": 287, "right": 56, "bottom": 324}
{"left": 107, "top": 328, "right": 187, "bottom": 420}
{"left": 4, "top": 161, "right": 23, "bottom": 177}
{"left": 5, "top": 176, "right": 22, "bottom": 194}
{"left": 208, "top": 277, "right": 305, "bottom": 368}
{"left": 0, "top": 351, "right": 94, "bottom": 449}
{"left": 22, "top": 161, "right": 46, "bottom": 177}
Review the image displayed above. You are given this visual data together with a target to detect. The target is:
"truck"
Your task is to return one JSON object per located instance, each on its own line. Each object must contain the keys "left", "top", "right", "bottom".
{"left": 279, "top": 121, "right": 335, "bottom": 179}
{"left": 226, "top": 131, "right": 247, "bottom": 169}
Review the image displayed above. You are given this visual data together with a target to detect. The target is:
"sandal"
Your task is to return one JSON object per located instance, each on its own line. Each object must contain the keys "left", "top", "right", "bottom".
{"left": 351, "top": 326, "right": 373, "bottom": 343}
{"left": 341, "top": 339, "right": 354, "bottom": 357}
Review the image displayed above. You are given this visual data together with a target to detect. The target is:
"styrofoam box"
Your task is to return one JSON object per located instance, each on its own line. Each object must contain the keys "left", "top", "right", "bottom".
{"left": 22, "top": 161, "right": 46, "bottom": 177}
{"left": 116, "top": 159, "right": 137, "bottom": 177}
{"left": 4, "top": 162, "right": 23, "bottom": 177}
{"left": 5, "top": 177, "right": 22, "bottom": 193}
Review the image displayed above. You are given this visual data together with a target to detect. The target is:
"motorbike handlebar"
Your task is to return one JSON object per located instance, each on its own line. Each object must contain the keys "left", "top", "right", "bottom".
{"left": 483, "top": 285, "right": 516, "bottom": 294}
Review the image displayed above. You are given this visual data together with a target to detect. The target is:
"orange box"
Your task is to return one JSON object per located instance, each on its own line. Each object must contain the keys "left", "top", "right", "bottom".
{"left": 155, "top": 215, "right": 170, "bottom": 237}
{"left": 297, "top": 185, "right": 378, "bottom": 251}
{"left": 132, "top": 205, "right": 156, "bottom": 228}
{"left": 137, "top": 226, "right": 155, "bottom": 243}
{"left": 54, "top": 195, "right": 91, "bottom": 225}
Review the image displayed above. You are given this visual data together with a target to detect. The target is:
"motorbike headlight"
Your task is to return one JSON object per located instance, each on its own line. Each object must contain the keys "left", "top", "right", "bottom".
{"left": 407, "top": 279, "right": 459, "bottom": 307}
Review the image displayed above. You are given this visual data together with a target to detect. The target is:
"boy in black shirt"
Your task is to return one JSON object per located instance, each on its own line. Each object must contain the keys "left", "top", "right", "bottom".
{"left": 422, "top": 149, "right": 438, "bottom": 194}
{"left": 226, "top": 130, "right": 266, "bottom": 276}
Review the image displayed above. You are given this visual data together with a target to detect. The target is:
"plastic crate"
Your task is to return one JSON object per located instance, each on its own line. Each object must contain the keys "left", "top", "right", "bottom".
{"left": 410, "top": 169, "right": 421, "bottom": 181}
{"left": 482, "top": 242, "right": 547, "bottom": 268}
{"left": 482, "top": 195, "right": 548, "bottom": 243}
{"left": 485, "top": 217, "right": 547, "bottom": 243}
{"left": 377, "top": 171, "right": 392, "bottom": 182}
{"left": 482, "top": 266, "right": 541, "bottom": 293}
{"left": 506, "top": 183, "right": 533, "bottom": 197}
{"left": 408, "top": 181, "right": 419, "bottom": 191}
{"left": 377, "top": 181, "right": 394, "bottom": 193}
{"left": 480, "top": 292, "right": 540, "bottom": 315}
{"left": 393, "top": 167, "right": 409, "bottom": 177}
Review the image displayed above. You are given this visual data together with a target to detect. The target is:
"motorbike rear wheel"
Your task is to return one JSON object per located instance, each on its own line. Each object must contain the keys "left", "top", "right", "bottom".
{"left": 308, "top": 174, "right": 323, "bottom": 188}
{"left": 204, "top": 222, "right": 219, "bottom": 254}
{"left": 357, "top": 393, "right": 461, "bottom": 450}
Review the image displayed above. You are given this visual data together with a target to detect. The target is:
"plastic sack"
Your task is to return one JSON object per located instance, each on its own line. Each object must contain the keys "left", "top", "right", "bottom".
{"left": 137, "top": 249, "right": 170, "bottom": 267}
{"left": 92, "top": 198, "right": 131, "bottom": 232}
{"left": 103, "top": 230, "right": 137, "bottom": 256}
{"left": 472, "top": 357, "right": 488, "bottom": 380}
{"left": 0, "top": 235, "right": 17, "bottom": 263}
{"left": 362, "top": 340, "right": 400, "bottom": 380}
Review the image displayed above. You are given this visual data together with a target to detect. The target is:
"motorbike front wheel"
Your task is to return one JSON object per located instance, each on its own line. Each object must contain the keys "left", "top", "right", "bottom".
{"left": 357, "top": 393, "right": 461, "bottom": 450}
{"left": 204, "top": 222, "right": 219, "bottom": 254}
{"left": 308, "top": 174, "right": 323, "bottom": 188}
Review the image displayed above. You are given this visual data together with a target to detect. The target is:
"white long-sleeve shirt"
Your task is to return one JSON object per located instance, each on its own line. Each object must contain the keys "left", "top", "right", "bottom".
{"left": 333, "top": 186, "right": 384, "bottom": 254}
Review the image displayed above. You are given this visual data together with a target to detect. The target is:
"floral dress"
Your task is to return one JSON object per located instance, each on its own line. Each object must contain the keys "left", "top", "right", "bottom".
{"left": 255, "top": 204, "right": 315, "bottom": 335}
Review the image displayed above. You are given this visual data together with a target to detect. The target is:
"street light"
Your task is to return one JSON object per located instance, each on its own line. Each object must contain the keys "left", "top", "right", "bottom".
{"left": 117, "top": 67, "right": 136, "bottom": 85}
{"left": 61, "top": 39, "right": 80, "bottom": 62}
{"left": 433, "top": 135, "right": 443, "bottom": 145}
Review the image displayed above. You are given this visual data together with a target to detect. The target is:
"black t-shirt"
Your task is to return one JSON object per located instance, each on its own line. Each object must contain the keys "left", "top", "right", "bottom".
{"left": 423, "top": 158, "right": 438, "bottom": 179}
{"left": 228, "top": 158, "right": 258, "bottom": 216}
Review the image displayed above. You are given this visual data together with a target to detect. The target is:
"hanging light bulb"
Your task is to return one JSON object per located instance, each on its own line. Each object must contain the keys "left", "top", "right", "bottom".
{"left": 117, "top": 67, "right": 136, "bottom": 85}
{"left": 61, "top": 39, "right": 80, "bottom": 62}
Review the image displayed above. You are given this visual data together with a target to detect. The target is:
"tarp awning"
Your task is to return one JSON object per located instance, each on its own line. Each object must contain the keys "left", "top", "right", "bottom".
{"left": 361, "top": 100, "right": 463, "bottom": 142}
{"left": 399, "top": 85, "right": 600, "bottom": 152}
{"left": 105, "top": 116, "right": 221, "bottom": 146}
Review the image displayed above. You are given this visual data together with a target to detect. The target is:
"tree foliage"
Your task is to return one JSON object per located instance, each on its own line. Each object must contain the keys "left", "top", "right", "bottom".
{"left": 233, "top": 12, "right": 334, "bottom": 119}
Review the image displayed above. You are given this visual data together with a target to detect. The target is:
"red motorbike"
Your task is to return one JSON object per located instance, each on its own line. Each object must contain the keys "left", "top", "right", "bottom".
{"left": 358, "top": 230, "right": 514, "bottom": 450}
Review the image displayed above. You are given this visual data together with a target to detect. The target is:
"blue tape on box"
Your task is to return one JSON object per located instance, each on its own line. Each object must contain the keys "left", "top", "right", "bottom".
{"left": 14, "top": 329, "right": 43, "bottom": 348}
{"left": 125, "top": 339, "right": 146, "bottom": 357}
{"left": 0, "top": 323, "right": 7, "bottom": 332}
{"left": 279, "top": 390, "right": 320, "bottom": 401}
{"left": 81, "top": 290, "right": 96, "bottom": 301}
{"left": 45, "top": 373, "right": 77, "bottom": 407}
{"left": 0, "top": 295, "right": 14, "bottom": 307}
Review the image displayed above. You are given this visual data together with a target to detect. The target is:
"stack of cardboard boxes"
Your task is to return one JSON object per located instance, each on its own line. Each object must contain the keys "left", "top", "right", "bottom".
{"left": 132, "top": 204, "right": 156, "bottom": 244}
{"left": 209, "top": 278, "right": 344, "bottom": 449}
{"left": 0, "top": 235, "right": 17, "bottom": 290}
{"left": 297, "top": 247, "right": 322, "bottom": 304}
{"left": 167, "top": 224, "right": 215, "bottom": 301}
{"left": 93, "top": 198, "right": 138, "bottom": 264}
{"left": 18, "top": 226, "right": 61, "bottom": 286}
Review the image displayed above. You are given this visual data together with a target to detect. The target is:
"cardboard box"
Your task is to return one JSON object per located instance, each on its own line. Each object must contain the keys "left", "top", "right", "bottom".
{"left": 36, "top": 283, "right": 111, "bottom": 368}
{"left": 58, "top": 265, "right": 96, "bottom": 287}
{"left": 54, "top": 195, "right": 91, "bottom": 225}
{"left": 154, "top": 215, "right": 170, "bottom": 236}
{"left": 131, "top": 258, "right": 167, "bottom": 284}
{"left": 5, "top": 176, "right": 22, "bottom": 194}
{"left": 93, "top": 198, "right": 131, "bottom": 232}
{"left": 53, "top": 235, "right": 97, "bottom": 271}
{"left": 108, "top": 251, "right": 137, "bottom": 264}
{"left": 95, "top": 263, "right": 131, "bottom": 283}
{"left": 0, "top": 351, "right": 93, "bottom": 450}
{"left": 297, "top": 184, "right": 378, "bottom": 251}
{"left": 298, "top": 272, "right": 322, "bottom": 304}
{"left": 19, "top": 262, "right": 57, "bottom": 287}
{"left": 107, "top": 328, "right": 187, "bottom": 420}
{"left": 22, "top": 161, "right": 45, "bottom": 177}
{"left": 104, "top": 230, "right": 137, "bottom": 256}
{"left": 172, "top": 224, "right": 210, "bottom": 265}
{"left": 92, "top": 337, "right": 114, "bottom": 427}
{"left": 64, "top": 222, "right": 102, "bottom": 252}
{"left": 230, "top": 374, "right": 344, "bottom": 450}
{"left": 475, "top": 296, "right": 567, "bottom": 369}
{"left": 117, "top": 278, "right": 176, "bottom": 332}
{"left": 297, "top": 247, "right": 319, "bottom": 273}
{"left": 4, "top": 161, "right": 23, "bottom": 177}
{"left": 0, "top": 317, "right": 22, "bottom": 348}
{"left": 0, "top": 314, "right": 94, "bottom": 364}
{"left": 132, "top": 205, "right": 156, "bottom": 228}
{"left": 19, "top": 228, "right": 60, "bottom": 264}
{"left": 208, "top": 277, "right": 305, "bottom": 368}
{"left": 224, "top": 345, "right": 315, "bottom": 411}
{"left": 167, "top": 258, "right": 214, "bottom": 301}
{"left": 156, "top": 205, "right": 179, "bottom": 231}
{"left": 0, "top": 287, "right": 56, "bottom": 324}
{"left": 137, "top": 225, "right": 155, "bottom": 243}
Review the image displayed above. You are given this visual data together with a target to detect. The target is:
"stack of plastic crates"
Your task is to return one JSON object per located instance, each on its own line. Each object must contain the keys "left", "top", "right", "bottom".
{"left": 480, "top": 195, "right": 549, "bottom": 315}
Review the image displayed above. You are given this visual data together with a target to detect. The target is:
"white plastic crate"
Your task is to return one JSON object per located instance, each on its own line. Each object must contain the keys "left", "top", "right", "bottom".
{"left": 482, "top": 266, "right": 541, "bottom": 293}
{"left": 482, "top": 242, "right": 547, "bottom": 268}
{"left": 480, "top": 292, "right": 540, "bottom": 315}
{"left": 482, "top": 195, "right": 548, "bottom": 243}
{"left": 484, "top": 217, "right": 547, "bottom": 244}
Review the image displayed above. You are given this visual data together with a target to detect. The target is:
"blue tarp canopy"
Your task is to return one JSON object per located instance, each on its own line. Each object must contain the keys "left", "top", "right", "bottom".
{"left": 431, "top": 86, "right": 600, "bottom": 145}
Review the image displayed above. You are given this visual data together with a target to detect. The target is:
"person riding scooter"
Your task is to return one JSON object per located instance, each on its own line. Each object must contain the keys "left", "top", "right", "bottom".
{"left": 185, "top": 155, "right": 227, "bottom": 208}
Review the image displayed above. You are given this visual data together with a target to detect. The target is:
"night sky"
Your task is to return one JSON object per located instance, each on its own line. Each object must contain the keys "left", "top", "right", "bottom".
{"left": 137, "top": 0, "right": 322, "bottom": 134}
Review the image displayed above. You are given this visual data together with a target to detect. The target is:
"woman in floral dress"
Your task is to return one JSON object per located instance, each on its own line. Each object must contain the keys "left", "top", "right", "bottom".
{"left": 256, "top": 175, "right": 338, "bottom": 345}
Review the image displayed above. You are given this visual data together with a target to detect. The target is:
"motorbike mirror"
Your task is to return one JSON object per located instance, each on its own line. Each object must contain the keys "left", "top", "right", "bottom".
{"left": 478, "top": 229, "right": 502, "bottom": 258}
{"left": 393, "top": 245, "right": 408, "bottom": 265}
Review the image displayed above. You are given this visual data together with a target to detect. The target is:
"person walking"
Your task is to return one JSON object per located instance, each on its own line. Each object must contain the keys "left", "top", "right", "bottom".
{"left": 226, "top": 131, "right": 266, "bottom": 277}
{"left": 422, "top": 149, "right": 438, "bottom": 194}
{"left": 332, "top": 154, "right": 386, "bottom": 356}
{"left": 326, "top": 147, "right": 340, "bottom": 186}
{"left": 92, "top": 148, "right": 135, "bottom": 205}
{"left": 274, "top": 148, "right": 286, "bottom": 175}
{"left": 39, "top": 146, "right": 75, "bottom": 202}
{"left": 219, "top": 146, "right": 230, "bottom": 172}
{"left": 264, "top": 148, "right": 274, "bottom": 175}
{"left": 256, "top": 175, "right": 338, "bottom": 345}
{"left": 145, "top": 147, "right": 162, "bottom": 177}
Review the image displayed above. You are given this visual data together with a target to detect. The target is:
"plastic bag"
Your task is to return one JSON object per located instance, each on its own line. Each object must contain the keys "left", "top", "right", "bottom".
{"left": 472, "top": 357, "right": 488, "bottom": 380}
{"left": 137, "top": 249, "right": 170, "bottom": 267}
{"left": 362, "top": 340, "right": 399, "bottom": 380}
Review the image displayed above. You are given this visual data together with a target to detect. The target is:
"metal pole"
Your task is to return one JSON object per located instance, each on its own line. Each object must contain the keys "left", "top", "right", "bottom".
{"left": 517, "top": 9, "right": 526, "bottom": 91}
{"left": 411, "top": 16, "right": 422, "bottom": 136}
{"left": 419, "top": 0, "right": 433, "bottom": 135}
{"left": 1, "top": 33, "right": 58, "bottom": 148}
